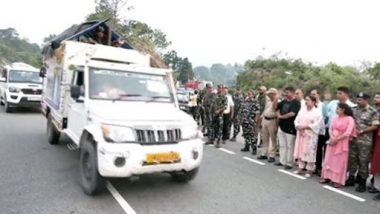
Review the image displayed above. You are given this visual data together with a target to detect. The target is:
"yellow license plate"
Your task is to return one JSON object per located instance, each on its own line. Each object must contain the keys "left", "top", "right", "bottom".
{"left": 145, "top": 152, "right": 180, "bottom": 164}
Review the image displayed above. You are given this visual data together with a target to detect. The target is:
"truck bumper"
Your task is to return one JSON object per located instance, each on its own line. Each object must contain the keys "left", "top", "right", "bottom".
{"left": 6, "top": 93, "right": 41, "bottom": 107}
{"left": 97, "top": 138, "right": 204, "bottom": 177}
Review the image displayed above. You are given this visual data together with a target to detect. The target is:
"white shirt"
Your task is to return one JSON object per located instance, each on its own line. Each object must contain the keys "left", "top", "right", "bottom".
{"left": 224, "top": 94, "right": 234, "bottom": 114}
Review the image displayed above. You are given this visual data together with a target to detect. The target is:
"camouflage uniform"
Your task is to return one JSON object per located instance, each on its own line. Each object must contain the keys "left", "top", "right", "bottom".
{"left": 232, "top": 94, "right": 245, "bottom": 139}
{"left": 197, "top": 88, "right": 207, "bottom": 126}
{"left": 241, "top": 98, "right": 260, "bottom": 150}
{"left": 203, "top": 92, "right": 215, "bottom": 137}
{"left": 209, "top": 94, "right": 227, "bottom": 143}
{"left": 256, "top": 93, "right": 267, "bottom": 145}
{"left": 349, "top": 106, "right": 379, "bottom": 180}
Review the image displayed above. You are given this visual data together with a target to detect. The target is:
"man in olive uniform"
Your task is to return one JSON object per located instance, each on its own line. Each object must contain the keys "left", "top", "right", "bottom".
{"left": 256, "top": 86, "right": 267, "bottom": 147}
{"left": 197, "top": 84, "right": 209, "bottom": 129}
{"left": 346, "top": 93, "right": 379, "bottom": 192}
{"left": 203, "top": 84, "right": 215, "bottom": 140}
{"left": 209, "top": 84, "right": 228, "bottom": 148}
{"left": 240, "top": 90, "right": 260, "bottom": 154}
{"left": 231, "top": 87, "right": 244, "bottom": 141}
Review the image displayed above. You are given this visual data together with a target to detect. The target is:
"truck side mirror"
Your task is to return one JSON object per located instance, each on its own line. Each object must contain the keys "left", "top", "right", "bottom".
{"left": 70, "top": 85, "right": 81, "bottom": 100}
{"left": 39, "top": 67, "right": 47, "bottom": 78}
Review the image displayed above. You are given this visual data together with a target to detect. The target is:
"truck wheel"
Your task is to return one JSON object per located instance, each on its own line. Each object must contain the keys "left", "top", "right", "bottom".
{"left": 4, "top": 100, "right": 12, "bottom": 113}
{"left": 47, "top": 115, "right": 60, "bottom": 145}
{"left": 0, "top": 96, "right": 4, "bottom": 106}
{"left": 79, "top": 138, "right": 105, "bottom": 195}
{"left": 171, "top": 167, "right": 199, "bottom": 182}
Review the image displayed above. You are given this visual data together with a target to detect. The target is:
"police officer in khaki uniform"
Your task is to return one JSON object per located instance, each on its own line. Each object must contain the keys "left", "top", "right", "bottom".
{"left": 346, "top": 93, "right": 379, "bottom": 192}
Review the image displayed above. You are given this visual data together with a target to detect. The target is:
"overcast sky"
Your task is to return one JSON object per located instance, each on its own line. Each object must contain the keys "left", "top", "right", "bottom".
{"left": 1, "top": 0, "right": 380, "bottom": 67}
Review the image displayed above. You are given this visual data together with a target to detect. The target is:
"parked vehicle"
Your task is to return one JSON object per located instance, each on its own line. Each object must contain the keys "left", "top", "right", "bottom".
{"left": 0, "top": 62, "right": 42, "bottom": 112}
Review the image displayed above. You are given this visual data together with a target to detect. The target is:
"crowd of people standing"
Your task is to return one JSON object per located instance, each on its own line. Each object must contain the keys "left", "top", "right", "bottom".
{"left": 192, "top": 83, "right": 380, "bottom": 201}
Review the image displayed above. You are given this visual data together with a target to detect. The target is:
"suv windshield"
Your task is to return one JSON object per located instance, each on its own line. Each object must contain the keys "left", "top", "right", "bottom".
{"left": 89, "top": 68, "right": 174, "bottom": 102}
{"left": 9, "top": 70, "right": 42, "bottom": 84}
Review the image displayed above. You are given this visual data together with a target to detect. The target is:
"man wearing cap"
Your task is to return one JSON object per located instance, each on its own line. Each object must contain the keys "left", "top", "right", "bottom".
{"left": 258, "top": 88, "right": 279, "bottom": 162}
{"left": 87, "top": 26, "right": 108, "bottom": 45}
{"left": 208, "top": 84, "right": 228, "bottom": 148}
{"left": 346, "top": 93, "right": 379, "bottom": 192}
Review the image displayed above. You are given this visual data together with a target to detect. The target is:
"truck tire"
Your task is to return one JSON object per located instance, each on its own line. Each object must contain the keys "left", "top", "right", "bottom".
{"left": 79, "top": 138, "right": 105, "bottom": 195}
{"left": 4, "top": 99, "right": 12, "bottom": 113}
{"left": 0, "top": 96, "right": 4, "bottom": 106}
{"left": 47, "top": 115, "right": 60, "bottom": 145}
{"left": 171, "top": 167, "right": 199, "bottom": 183}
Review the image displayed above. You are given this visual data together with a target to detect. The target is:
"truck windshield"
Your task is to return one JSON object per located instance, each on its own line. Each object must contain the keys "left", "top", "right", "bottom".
{"left": 9, "top": 70, "right": 42, "bottom": 84}
{"left": 89, "top": 68, "right": 174, "bottom": 102}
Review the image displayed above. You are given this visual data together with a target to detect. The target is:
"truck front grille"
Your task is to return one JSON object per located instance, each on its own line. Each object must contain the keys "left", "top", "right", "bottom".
{"left": 135, "top": 129, "right": 181, "bottom": 144}
{"left": 21, "top": 89, "right": 42, "bottom": 95}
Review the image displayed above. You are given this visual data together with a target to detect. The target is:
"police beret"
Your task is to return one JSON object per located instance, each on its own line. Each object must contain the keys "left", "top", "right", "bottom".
{"left": 357, "top": 92, "right": 370, "bottom": 100}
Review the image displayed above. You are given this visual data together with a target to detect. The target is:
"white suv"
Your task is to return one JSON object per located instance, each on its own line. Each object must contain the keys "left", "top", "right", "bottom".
{"left": 0, "top": 62, "right": 43, "bottom": 112}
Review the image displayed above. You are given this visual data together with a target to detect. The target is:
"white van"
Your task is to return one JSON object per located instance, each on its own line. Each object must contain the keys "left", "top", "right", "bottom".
{"left": 41, "top": 26, "right": 204, "bottom": 195}
{"left": 0, "top": 62, "right": 43, "bottom": 112}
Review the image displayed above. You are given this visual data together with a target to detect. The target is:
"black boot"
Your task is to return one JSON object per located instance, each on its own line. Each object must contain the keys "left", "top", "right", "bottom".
{"left": 355, "top": 174, "right": 363, "bottom": 184}
{"left": 241, "top": 144, "right": 250, "bottom": 152}
{"left": 251, "top": 141, "right": 257, "bottom": 155}
{"left": 374, "top": 193, "right": 380, "bottom": 201}
{"left": 356, "top": 178, "right": 366, "bottom": 193}
{"left": 345, "top": 175, "right": 356, "bottom": 187}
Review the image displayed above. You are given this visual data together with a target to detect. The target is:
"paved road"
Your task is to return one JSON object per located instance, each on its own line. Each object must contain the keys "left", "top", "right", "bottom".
{"left": 1, "top": 107, "right": 380, "bottom": 214}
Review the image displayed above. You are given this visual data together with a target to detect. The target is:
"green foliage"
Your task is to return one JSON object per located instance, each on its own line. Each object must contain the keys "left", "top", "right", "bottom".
{"left": 193, "top": 63, "right": 243, "bottom": 87}
{"left": 237, "top": 57, "right": 380, "bottom": 98}
{"left": 0, "top": 28, "right": 41, "bottom": 67}
{"left": 163, "top": 50, "right": 193, "bottom": 84}
{"left": 86, "top": 0, "right": 171, "bottom": 52}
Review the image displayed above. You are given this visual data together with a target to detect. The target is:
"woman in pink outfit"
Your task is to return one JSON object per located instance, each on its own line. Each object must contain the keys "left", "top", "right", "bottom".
{"left": 320, "top": 102, "right": 356, "bottom": 188}
{"left": 293, "top": 96, "right": 322, "bottom": 177}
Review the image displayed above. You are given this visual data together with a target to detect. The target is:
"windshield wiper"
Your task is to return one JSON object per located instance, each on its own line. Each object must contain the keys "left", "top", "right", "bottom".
{"left": 147, "top": 95, "right": 171, "bottom": 103}
{"left": 111, "top": 94, "right": 142, "bottom": 102}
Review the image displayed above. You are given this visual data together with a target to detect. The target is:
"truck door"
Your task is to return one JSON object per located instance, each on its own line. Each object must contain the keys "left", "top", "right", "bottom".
{"left": 67, "top": 70, "right": 86, "bottom": 144}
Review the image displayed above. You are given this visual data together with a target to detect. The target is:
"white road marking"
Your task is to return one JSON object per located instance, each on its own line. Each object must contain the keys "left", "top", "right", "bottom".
{"left": 218, "top": 148, "right": 235, "bottom": 154}
{"left": 106, "top": 181, "right": 137, "bottom": 214}
{"left": 242, "top": 156, "right": 266, "bottom": 165}
{"left": 322, "top": 185, "right": 366, "bottom": 202}
{"left": 208, "top": 144, "right": 214, "bottom": 147}
{"left": 278, "top": 169, "right": 306, "bottom": 180}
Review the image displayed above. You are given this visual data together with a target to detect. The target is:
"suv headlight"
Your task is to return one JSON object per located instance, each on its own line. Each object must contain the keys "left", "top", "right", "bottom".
{"left": 8, "top": 86, "right": 20, "bottom": 93}
{"left": 181, "top": 125, "right": 199, "bottom": 140}
{"left": 101, "top": 125, "right": 135, "bottom": 143}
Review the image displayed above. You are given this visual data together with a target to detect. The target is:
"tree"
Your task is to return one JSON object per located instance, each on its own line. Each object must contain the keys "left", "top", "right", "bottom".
{"left": 163, "top": 50, "right": 193, "bottom": 84}
{"left": 86, "top": 0, "right": 171, "bottom": 51}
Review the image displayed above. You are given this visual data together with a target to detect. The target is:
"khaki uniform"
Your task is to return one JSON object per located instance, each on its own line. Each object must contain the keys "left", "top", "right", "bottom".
{"left": 261, "top": 98, "right": 278, "bottom": 158}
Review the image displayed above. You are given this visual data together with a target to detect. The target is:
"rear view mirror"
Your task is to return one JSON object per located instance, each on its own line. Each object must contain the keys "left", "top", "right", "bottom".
{"left": 39, "top": 67, "right": 47, "bottom": 78}
{"left": 70, "top": 85, "right": 81, "bottom": 100}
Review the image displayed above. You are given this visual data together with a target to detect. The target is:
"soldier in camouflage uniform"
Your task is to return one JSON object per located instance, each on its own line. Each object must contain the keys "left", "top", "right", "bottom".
{"left": 240, "top": 90, "right": 260, "bottom": 154}
{"left": 198, "top": 84, "right": 209, "bottom": 128}
{"left": 346, "top": 93, "right": 379, "bottom": 192}
{"left": 208, "top": 85, "right": 228, "bottom": 148}
{"left": 231, "top": 87, "right": 244, "bottom": 141}
{"left": 203, "top": 85, "right": 215, "bottom": 139}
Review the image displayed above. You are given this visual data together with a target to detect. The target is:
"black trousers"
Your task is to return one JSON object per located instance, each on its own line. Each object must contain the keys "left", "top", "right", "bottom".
{"left": 222, "top": 113, "right": 231, "bottom": 140}
{"left": 315, "top": 129, "right": 329, "bottom": 171}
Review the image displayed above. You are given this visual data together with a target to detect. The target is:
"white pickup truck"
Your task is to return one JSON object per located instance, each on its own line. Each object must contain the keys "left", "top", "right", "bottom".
{"left": 40, "top": 21, "right": 204, "bottom": 195}
{"left": 0, "top": 62, "right": 42, "bottom": 112}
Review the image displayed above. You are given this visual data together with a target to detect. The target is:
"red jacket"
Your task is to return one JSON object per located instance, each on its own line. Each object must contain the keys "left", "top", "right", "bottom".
{"left": 371, "top": 117, "right": 380, "bottom": 174}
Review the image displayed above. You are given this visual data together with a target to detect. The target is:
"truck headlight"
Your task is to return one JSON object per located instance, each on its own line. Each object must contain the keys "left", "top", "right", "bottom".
{"left": 101, "top": 125, "right": 135, "bottom": 143}
{"left": 8, "top": 86, "right": 20, "bottom": 93}
{"left": 181, "top": 125, "right": 199, "bottom": 140}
